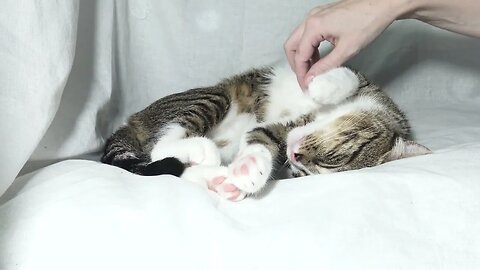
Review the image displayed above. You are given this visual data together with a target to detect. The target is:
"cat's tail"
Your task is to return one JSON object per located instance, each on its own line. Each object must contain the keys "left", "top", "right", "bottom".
{"left": 101, "top": 125, "right": 185, "bottom": 177}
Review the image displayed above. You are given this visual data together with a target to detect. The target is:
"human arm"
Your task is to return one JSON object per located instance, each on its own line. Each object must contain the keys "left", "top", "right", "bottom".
{"left": 284, "top": 0, "right": 480, "bottom": 89}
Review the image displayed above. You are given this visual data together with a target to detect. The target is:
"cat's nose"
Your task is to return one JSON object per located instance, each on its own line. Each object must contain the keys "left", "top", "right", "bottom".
{"left": 292, "top": 152, "right": 304, "bottom": 162}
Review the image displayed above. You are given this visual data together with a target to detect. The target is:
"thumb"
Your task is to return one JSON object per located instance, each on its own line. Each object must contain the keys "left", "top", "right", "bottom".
{"left": 304, "top": 44, "right": 355, "bottom": 85}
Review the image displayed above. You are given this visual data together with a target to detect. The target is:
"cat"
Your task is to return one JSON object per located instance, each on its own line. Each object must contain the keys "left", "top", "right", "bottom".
{"left": 101, "top": 63, "right": 431, "bottom": 201}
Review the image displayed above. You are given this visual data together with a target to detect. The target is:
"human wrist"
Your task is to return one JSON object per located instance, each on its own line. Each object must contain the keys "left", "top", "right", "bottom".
{"left": 389, "top": 0, "right": 425, "bottom": 21}
{"left": 368, "top": 0, "right": 418, "bottom": 26}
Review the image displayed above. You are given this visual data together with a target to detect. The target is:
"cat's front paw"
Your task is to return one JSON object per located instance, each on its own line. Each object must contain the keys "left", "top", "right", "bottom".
{"left": 227, "top": 144, "right": 272, "bottom": 194}
{"left": 307, "top": 67, "right": 359, "bottom": 105}
{"left": 181, "top": 165, "right": 247, "bottom": 201}
{"left": 207, "top": 176, "right": 247, "bottom": 202}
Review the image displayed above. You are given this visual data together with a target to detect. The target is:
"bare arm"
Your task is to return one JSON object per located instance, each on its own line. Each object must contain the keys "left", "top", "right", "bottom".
{"left": 285, "top": 0, "right": 480, "bottom": 89}
{"left": 409, "top": 0, "right": 480, "bottom": 37}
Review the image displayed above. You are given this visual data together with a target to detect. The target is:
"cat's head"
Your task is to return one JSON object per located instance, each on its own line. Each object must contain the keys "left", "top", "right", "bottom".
{"left": 286, "top": 113, "right": 431, "bottom": 177}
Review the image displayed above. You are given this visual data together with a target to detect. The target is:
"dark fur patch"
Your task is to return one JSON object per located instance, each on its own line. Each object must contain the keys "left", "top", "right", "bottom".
{"left": 143, "top": 157, "right": 185, "bottom": 177}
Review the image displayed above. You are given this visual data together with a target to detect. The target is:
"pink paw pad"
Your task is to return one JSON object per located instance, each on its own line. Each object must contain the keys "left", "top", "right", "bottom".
{"left": 233, "top": 156, "right": 257, "bottom": 176}
{"left": 223, "top": 184, "right": 237, "bottom": 192}
{"left": 207, "top": 176, "right": 225, "bottom": 191}
{"left": 227, "top": 190, "right": 241, "bottom": 201}
{"left": 207, "top": 176, "right": 245, "bottom": 201}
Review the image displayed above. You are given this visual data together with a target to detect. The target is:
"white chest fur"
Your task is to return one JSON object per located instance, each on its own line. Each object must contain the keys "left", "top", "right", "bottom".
{"left": 263, "top": 64, "right": 318, "bottom": 124}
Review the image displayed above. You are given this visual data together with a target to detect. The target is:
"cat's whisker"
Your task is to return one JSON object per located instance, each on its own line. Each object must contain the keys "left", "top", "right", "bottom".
{"left": 316, "top": 113, "right": 375, "bottom": 142}
{"left": 312, "top": 124, "right": 377, "bottom": 149}
{"left": 277, "top": 159, "right": 291, "bottom": 170}
{"left": 314, "top": 113, "right": 358, "bottom": 141}
{"left": 309, "top": 116, "right": 358, "bottom": 143}
{"left": 101, "top": 62, "right": 415, "bottom": 203}
{"left": 318, "top": 124, "right": 376, "bottom": 143}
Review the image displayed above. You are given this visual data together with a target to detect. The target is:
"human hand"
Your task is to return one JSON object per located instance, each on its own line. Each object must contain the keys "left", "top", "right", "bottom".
{"left": 285, "top": 0, "right": 403, "bottom": 89}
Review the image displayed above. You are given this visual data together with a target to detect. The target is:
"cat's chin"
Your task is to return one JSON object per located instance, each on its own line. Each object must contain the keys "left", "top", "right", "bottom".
{"left": 290, "top": 171, "right": 303, "bottom": 178}
{"left": 287, "top": 167, "right": 308, "bottom": 178}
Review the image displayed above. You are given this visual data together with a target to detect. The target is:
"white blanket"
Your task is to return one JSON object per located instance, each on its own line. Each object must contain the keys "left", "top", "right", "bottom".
{"left": 1, "top": 1, "right": 480, "bottom": 269}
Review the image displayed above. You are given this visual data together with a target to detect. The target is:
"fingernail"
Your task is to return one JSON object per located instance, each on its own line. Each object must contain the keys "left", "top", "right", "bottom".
{"left": 306, "top": 75, "right": 315, "bottom": 86}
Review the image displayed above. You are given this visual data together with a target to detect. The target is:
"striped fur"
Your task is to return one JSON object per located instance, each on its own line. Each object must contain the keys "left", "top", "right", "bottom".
{"left": 101, "top": 67, "right": 273, "bottom": 175}
{"left": 101, "top": 64, "right": 430, "bottom": 183}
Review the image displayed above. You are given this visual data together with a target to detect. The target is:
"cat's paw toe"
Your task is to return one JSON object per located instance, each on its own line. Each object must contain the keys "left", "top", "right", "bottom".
{"left": 207, "top": 176, "right": 247, "bottom": 201}
{"left": 182, "top": 165, "right": 246, "bottom": 201}
{"left": 228, "top": 145, "right": 271, "bottom": 194}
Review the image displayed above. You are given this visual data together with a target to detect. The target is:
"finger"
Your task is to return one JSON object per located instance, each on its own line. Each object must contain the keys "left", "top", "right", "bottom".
{"left": 284, "top": 4, "right": 324, "bottom": 70}
{"left": 304, "top": 43, "right": 356, "bottom": 85}
{"left": 294, "top": 27, "right": 325, "bottom": 89}
{"left": 311, "top": 48, "right": 321, "bottom": 65}
{"left": 284, "top": 22, "right": 306, "bottom": 70}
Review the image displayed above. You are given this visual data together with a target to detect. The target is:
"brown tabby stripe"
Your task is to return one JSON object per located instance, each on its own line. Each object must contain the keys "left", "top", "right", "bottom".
{"left": 248, "top": 127, "right": 283, "bottom": 147}
{"left": 186, "top": 108, "right": 211, "bottom": 130}
{"left": 159, "top": 94, "right": 228, "bottom": 105}
{"left": 347, "top": 132, "right": 388, "bottom": 165}
{"left": 190, "top": 103, "right": 215, "bottom": 127}
{"left": 158, "top": 97, "right": 227, "bottom": 114}
{"left": 185, "top": 111, "right": 209, "bottom": 133}
{"left": 157, "top": 93, "right": 228, "bottom": 111}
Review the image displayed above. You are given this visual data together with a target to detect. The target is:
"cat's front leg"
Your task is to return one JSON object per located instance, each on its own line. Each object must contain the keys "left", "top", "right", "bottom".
{"left": 151, "top": 135, "right": 221, "bottom": 167}
{"left": 307, "top": 67, "right": 359, "bottom": 105}
{"left": 226, "top": 125, "right": 287, "bottom": 195}
{"left": 227, "top": 144, "right": 273, "bottom": 194}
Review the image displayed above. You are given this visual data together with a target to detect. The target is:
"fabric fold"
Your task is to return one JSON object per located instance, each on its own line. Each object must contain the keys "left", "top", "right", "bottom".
{"left": 0, "top": 0, "right": 80, "bottom": 196}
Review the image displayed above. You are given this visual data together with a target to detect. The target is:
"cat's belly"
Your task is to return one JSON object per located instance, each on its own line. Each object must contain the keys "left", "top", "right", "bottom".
{"left": 207, "top": 104, "right": 258, "bottom": 164}
{"left": 216, "top": 139, "right": 242, "bottom": 164}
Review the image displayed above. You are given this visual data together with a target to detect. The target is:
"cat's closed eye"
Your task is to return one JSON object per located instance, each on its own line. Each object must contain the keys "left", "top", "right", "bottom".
{"left": 316, "top": 161, "right": 343, "bottom": 169}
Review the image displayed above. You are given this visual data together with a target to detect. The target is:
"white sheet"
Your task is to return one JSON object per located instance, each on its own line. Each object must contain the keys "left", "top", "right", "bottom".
{"left": 1, "top": 0, "right": 480, "bottom": 269}
{"left": 2, "top": 139, "right": 479, "bottom": 269}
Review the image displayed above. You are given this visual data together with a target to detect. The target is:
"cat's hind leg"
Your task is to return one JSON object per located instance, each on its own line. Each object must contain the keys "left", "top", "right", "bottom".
{"left": 150, "top": 124, "right": 247, "bottom": 201}
{"left": 182, "top": 165, "right": 247, "bottom": 201}
{"left": 150, "top": 124, "right": 221, "bottom": 167}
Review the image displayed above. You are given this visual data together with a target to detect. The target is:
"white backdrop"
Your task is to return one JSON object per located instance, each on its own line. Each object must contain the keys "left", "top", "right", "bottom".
{"left": 2, "top": 0, "right": 480, "bottom": 191}
{"left": 1, "top": 1, "right": 480, "bottom": 269}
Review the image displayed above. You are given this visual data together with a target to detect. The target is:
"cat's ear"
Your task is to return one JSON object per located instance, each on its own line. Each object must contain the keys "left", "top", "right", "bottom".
{"left": 382, "top": 137, "right": 432, "bottom": 162}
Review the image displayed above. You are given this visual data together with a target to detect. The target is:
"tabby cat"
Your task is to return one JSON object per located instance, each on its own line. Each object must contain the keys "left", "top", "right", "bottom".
{"left": 101, "top": 64, "right": 431, "bottom": 201}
